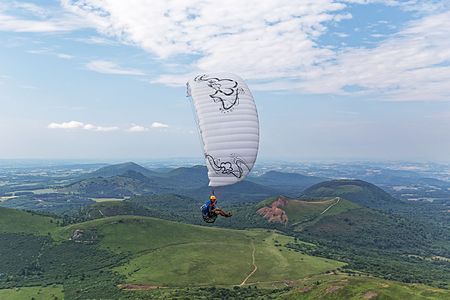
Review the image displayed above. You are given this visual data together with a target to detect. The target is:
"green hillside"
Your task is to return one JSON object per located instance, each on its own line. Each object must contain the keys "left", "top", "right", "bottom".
{"left": 302, "top": 179, "right": 401, "bottom": 209}
{"left": 0, "top": 286, "right": 63, "bottom": 300}
{"left": 281, "top": 274, "right": 450, "bottom": 300}
{"left": 256, "top": 196, "right": 360, "bottom": 227}
{"left": 73, "top": 200, "right": 151, "bottom": 221}
{"left": 60, "top": 216, "right": 344, "bottom": 287}
{"left": 0, "top": 207, "right": 58, "bottom": 235}
{"left": 285, "top": 198, "right": 359, "bottom": 224}
{"left": 0, "top": 205, "right": 448, "bottom": 299}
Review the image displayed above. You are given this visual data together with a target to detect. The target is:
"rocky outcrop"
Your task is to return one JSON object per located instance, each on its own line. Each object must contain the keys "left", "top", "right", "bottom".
{"left": 257, "top": 197, "right": 289, "bottom": 224}
{"left": 70, "top": 229, "right": 98, "bottom": 244}
{"left": 71, "top": 229, "right": 84, "bottom": 241}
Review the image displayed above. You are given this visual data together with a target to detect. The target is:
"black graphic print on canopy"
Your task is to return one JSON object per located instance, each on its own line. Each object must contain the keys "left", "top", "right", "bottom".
{"left": 205, "top": 154, "right": 250, "bottom": 179}
{"left": 194, "top": 74, "right": 243, "bottom": 112}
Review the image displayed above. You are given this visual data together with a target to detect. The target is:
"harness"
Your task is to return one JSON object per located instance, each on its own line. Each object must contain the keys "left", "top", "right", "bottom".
{"left": 201, "top": 203, "right": 218, "bottom": 223}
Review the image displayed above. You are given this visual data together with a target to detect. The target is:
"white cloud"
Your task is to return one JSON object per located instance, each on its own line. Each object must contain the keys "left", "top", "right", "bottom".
{"left": 86, "top": 60, "right": 145, "bottom": 76}
{"left": 95, "top": 126, "right": 119, "bottom": 132}
{"left": 48, "top": 121, "right": 84, "bottom": 129}
{"left": 0, "top": 1, "right": 86, "bottom": 33}
{"left": 62, "top": 0, "right": 450, "bottom": 101}
{"left": 56, "top": 53, "right": 73, "bottom": 59}
{"left": 63, "top": 0, "right": 347, "bottom": 74}
{"left": 83, "top": 124, "right": 96, "bottom": 130}
{"left": 48, "top": 121, "right": 119, "bottom": 132}
{"left": 151, "top": 122, "right": 169, "bottom": 129}
{"left": 0, "top": 16, "right": 73, "bottom": 32}
{"left": 3, "top": 0, "right": 450, "bottom": 101}
{"left": 128, "top": 125, "right": 148, "bottom": 132}
{"left": 287, "top": 11, "right": 450, "bottom": 101}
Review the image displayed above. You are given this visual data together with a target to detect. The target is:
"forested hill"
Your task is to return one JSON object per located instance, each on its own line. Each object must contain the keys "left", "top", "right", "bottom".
{"left": 302, "top": 179, "right": 401, "bottom": 209}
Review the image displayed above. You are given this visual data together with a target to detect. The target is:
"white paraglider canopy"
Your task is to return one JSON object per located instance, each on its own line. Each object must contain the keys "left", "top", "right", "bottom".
{"left": 187, "top": 73, "right": 259, "bottom": 187}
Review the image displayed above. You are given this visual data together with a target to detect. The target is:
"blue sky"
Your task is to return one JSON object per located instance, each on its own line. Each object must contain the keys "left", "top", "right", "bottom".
{"left": 0, "top": 0, "right": 449, "bottom": 162}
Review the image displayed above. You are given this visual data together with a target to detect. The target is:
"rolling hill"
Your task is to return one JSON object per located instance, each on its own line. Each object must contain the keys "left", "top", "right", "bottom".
{"left": 302, "top": 179, "right": 402, "bottom": 209}
{"left": 258, "top": 196, "right": 360, "bottom": 226}
{"left": 254, "top": 189, "right": 450, "bottom": 289}
{"left": 0, "top": 206, "right": 58, "bottom": 235}
{"left": 60, "top": 170, "right": 172, "bottom": 197}
{"left": 87, "top": 162, "right": 159, "bottom": 178}
{"left": 60, "top": 215, "right": 344, "bottom": 287}
{"left": 0, "top": 205, "right": 449, "bottom": 299}
{"left": 160, "top": 165, "right": 209, "bottom": 187}
{"left": 280, "top": 274, "right": 450, "bottom": 300}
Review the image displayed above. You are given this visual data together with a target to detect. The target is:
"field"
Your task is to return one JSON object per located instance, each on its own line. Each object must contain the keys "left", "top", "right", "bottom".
{"left": 7, "top": 188, "right": 58, "bottom": 195}
{"left": 0, "top": 196, "right": 16, "bottom": 202}
{"left": 0, "top": 286, "right": 63, "bottom": 300}
{"left": 60, "top": 216, "right": 345, "bottom": 287}
{"left": 91, "top": 197, "right": 126, "bottom": 202}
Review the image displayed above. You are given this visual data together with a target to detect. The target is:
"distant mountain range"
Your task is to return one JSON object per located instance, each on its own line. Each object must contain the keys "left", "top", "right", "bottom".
{"left": 88, "top": 162, "right": 159, "bottom": 178}
{"left": 62, "top": 162, "right": 328, "bottom": 202}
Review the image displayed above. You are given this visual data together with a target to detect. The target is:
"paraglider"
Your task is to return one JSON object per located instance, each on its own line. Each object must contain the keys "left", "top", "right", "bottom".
{"left": 187, "top": 73, "right": 259, "bottom": 223}
{"left": 201, "top": 195, "right": 232, "bottom": 223}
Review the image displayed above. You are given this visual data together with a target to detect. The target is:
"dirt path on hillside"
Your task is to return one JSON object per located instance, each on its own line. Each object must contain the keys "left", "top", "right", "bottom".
{"left": 239, "top": 241, "right": 257, "bottom": 286}
{"left": 320, "top": 197, "right": 340, "bottom": 215}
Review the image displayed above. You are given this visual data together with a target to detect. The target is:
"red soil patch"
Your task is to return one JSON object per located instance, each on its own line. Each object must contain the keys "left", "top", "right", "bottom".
{"left": 363, "top": 291, "right": 378, "bottom": 299}
{"left": 257, "top": 197, "right": 289, "bottom": 224}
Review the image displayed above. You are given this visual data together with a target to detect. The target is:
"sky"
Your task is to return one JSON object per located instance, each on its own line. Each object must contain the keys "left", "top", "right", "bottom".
{"left": 0, "top": 0, "right": 449, "bottom": 162}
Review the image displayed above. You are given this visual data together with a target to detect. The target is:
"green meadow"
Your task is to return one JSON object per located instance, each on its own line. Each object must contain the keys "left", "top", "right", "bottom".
{"left": 61, "top": 216, "right": 344, "bottom": 287}
{"left": 0, "top": 286, "right": 63, "bottom": 300}
{"left": 0, "top": 207, "right": 58, "bottom": 235}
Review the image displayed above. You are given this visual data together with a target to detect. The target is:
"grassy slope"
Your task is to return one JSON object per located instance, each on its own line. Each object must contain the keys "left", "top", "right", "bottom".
{"left": 282, "top": 274, "right": 450, "bottom": 300}
{"left": 0, "top": 207, "right": 448, "bottom": 298}
{"left": 302, "top": 179, "right": 400, "bottom": 210}
{"left": 125, "top": 274, "right": 450, "bottom": 299}
{"left": 0, "top": 286, "right": 64, "bottom": 300}
{"left": 59, "top": 216, "right": 344, "bottom": 287}
{"left": 283, "top": 198, "right": 359, "bottom": 225}
{"left": 0, "top": 207, "right": 58, "bottom": 235}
